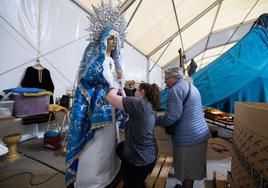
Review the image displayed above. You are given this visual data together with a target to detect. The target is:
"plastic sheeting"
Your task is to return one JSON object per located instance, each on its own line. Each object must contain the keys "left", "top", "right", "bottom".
{"left": 254, "top": 13, "right": 268, "bottom": 29}
{"left": 192, "top": 27, "right": 268, "bottom": 113}
{"left": 160, "top": 88, "right": 169, "bottom": 110}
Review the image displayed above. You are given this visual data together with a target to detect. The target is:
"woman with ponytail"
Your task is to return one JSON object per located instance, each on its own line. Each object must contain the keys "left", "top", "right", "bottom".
{"left": 106, "top": 83, "right": 160, "bottom": 188}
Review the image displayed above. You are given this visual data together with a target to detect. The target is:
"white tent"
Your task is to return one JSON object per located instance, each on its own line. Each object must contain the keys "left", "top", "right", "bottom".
{"left": 1, "top": 0, "right": 267, "bottom": 98}
{"left": 78, "top": 0, "right": 268, "bottom": 68}
{"left": 0, "top": 0, "right": 162, "bottom": 99}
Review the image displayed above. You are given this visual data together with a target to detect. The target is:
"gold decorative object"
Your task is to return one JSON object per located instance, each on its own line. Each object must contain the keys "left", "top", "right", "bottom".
{"left": 2, "top": 133, "right": 22, "bottom": 162}
{"left": 62, "top": 145, "right": 67, "bottom": 156}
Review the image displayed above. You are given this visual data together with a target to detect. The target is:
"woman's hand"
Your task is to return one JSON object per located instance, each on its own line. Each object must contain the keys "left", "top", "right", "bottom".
{"left": 119, "top": 88, "right": 126, "bottom": 97}
{"left": 106, "top": 88, "right": 124, "bottom": 111}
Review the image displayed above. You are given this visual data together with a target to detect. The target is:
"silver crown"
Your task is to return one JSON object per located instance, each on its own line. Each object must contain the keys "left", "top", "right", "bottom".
{"left": 86, "top": 0, "right": 127, "bottom": 46}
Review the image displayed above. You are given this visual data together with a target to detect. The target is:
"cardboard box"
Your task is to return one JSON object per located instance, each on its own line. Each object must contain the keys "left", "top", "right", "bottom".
{"left": 235, "top": 102, "right": 268, "bottom": 138}
{"left": 231, "top": 102, "right": 268, "bottom": 187}
{"left": 154, "top": 126, "right": 173, "bottom": 156}
{"left": 231, "top": 153, "right": 259, "bottom": 188}
{"left": 155, "top": 112, "right": 173, "bottom": 156}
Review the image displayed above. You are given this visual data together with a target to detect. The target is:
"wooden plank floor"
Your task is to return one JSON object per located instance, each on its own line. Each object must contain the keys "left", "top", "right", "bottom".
{"left": 116, "top": 153, "right": 173, "bottom": 188}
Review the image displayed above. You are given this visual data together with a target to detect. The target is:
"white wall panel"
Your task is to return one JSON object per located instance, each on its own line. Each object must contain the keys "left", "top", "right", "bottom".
{"left": 43, "top": 38, "right": 88, "bottom": 99}
{"left": 121, "top": 42, "right": 147, "bottom": 83}
{"left": 39, "top": 0, "right": 89, "bottom": 54}
{"left": 0, "top": 12, "right": 36, "bottom": 90}
{"left": 149, "top": 60, "right": 163, "bottom": 89}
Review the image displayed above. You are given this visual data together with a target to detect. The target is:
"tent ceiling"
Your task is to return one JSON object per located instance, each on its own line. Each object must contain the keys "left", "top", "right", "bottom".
{"left": 75, "top": 0, "right": 268, "bottom": 69}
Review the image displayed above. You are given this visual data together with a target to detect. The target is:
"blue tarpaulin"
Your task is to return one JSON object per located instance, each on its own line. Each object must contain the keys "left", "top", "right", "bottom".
{"left": 160, "top": 88, "right": 169, "bottom": 110}
{"left": 192, "top": 26, "right": 268, "bottom": 113}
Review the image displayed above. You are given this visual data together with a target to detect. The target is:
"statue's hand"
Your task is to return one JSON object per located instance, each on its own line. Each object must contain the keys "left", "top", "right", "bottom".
{"left": 117, "top": 69, "right": 123, "bottom": 79}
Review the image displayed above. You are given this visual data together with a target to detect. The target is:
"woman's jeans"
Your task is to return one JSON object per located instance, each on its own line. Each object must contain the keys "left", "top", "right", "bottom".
{"left": 116, "top": 142, "right": 156, "bottom": 188}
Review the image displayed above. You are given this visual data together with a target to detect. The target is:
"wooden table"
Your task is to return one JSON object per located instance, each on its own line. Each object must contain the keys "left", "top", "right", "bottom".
{"left": 0, "top": 116, "right": 16, "bottom": 121}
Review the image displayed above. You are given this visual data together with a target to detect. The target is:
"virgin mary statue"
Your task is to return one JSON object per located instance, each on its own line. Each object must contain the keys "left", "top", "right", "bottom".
{"left": 65, "top": 1, "right": 127, "bottom": 187}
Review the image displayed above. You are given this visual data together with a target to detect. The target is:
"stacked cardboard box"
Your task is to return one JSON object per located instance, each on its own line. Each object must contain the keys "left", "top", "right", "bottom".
{"left": 231, "top": 102, "right": 268, "bottom": 188}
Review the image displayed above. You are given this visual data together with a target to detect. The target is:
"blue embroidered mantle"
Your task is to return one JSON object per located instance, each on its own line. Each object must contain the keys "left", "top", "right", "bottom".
{"left": 65, "top": 28, "right": 123, "bottom": 184}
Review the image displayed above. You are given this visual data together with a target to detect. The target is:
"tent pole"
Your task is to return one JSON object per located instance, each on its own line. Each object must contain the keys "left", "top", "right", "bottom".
{"left": 147, "top": 0, "right": 220, "bottom": 58}
{"left": 127, "top": 0, "right": 143, "bottom": 27}
{"left": 149, "top": 40, "right": 172, "bottom": 73}
{"left": 120, "top": 0, "right": 137, "bottom": 13}
{"left": 162, "top": 19, "right": 255, "bottom": 69}
{"left": 172, "top": 0, "right": 185, "bottom": 53}
{"left": 71, "top": 0, "right": 93, "bottom": 15}
{"left": 146, "top": 57, "right": 150, "bottom": 83}
{"left": 200, "top": 0, "right": 222, "bottom": 68}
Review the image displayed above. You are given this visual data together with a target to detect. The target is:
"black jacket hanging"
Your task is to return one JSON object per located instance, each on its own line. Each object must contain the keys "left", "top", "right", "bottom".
{"left": 21, "top": 66, "right": 55, "bottom": 103}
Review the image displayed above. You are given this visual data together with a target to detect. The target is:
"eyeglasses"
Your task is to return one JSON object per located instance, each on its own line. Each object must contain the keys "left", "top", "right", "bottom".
{"left": 164, "top": 76, "right": 172, "bottom": 81}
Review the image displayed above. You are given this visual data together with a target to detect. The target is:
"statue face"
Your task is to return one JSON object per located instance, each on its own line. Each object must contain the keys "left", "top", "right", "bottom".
{"left": 107, "top": 35, "right": 117, "bottom": 52}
